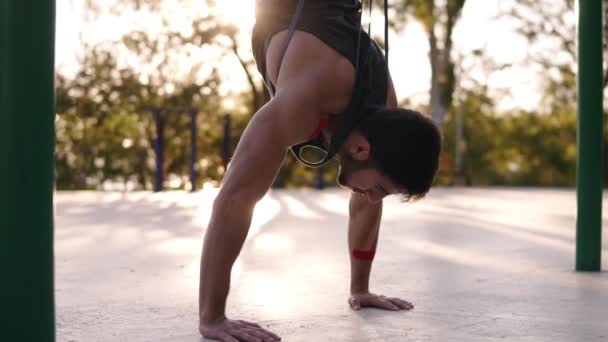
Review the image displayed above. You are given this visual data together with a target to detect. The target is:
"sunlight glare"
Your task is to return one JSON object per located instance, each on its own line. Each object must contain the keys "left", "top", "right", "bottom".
{"left": 253, "top": 233, "right": 294, "bottom": 254}
{"left": 281, "top": 192, "right": 321, "bottom": 219}
{"left": 214, "top": 0, "right": 256, "bottom": 30}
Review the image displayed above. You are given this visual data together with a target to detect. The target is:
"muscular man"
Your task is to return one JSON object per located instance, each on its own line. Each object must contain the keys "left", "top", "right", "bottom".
{"left": 199, "top": 0, "right": 441, "bottom": 341}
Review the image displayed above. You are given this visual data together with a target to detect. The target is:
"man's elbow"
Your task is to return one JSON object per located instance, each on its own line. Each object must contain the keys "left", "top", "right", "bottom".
{"left": 349, "top": 192, "right": 382, "bottom": 213}
{"left": 203, "top": 189, "right": 258, "bottom": 247}
{"left": 212, "top": 187, "right": 258, "bottom": 217}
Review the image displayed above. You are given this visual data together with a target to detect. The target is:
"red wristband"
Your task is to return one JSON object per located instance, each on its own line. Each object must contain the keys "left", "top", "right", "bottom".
{"left": 352, "top": 249, "right": 376, "bottom": 261}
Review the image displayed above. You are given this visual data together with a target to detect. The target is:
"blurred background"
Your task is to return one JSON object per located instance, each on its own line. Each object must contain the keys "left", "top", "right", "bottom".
{"left": 53, "top": 0, "right": 605, "bottom": 191}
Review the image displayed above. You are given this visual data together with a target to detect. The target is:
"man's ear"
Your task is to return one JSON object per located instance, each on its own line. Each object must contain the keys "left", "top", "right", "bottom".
{"left": 346, "top": 132, "right": 371, "bottom": 161}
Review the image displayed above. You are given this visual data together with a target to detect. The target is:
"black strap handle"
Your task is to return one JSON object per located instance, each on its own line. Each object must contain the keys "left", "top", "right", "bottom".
{"left": 263, "top": 0, "right": 307, "bottom": 97}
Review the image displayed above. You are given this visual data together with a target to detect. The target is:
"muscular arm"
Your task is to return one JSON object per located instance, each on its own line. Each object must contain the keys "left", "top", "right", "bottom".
{"left": 199, "top": 84, "right": 320, "bottom": 323}
{"left": 346, "top": 71, "right": 413, "bottom": 312}
{"left": 346, "top": 179, "right": 415, "bottom": 313}
{"left": 347, "top": 194, "right": 412, "bottom": 312}
{"left": 349, "top": 71, "right": 396, "bottom": 295}
{"left": 199, "top": 30, "right": 354, "bottom": 332}
{"left": 348, "top": 192, "right": 382, "bottom": 294}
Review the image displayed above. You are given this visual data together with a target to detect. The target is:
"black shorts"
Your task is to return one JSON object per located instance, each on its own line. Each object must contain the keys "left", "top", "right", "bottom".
{"left": 251, "top": 0, "right": 388, "bottom": 106}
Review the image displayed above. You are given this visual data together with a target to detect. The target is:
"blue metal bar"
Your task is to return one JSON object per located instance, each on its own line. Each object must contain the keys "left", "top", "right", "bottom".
{"left": 190, "top": 110, "right": 198, "bottom": 191}
{"left": 153, "top": 109, "right": 165, "bottom": 192}
{"left": 575, "top": 0, "right": 603, "bottom": 271}
{"left": 223, "top": 114, "right": 232, "bottom": 170}
{"left": 315, "top": 165, "right": 326, "bottom": 190}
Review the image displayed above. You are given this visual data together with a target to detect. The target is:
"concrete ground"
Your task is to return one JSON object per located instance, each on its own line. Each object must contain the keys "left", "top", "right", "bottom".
{"left": 55, "top": 188, "right": 608, "bottom": 342}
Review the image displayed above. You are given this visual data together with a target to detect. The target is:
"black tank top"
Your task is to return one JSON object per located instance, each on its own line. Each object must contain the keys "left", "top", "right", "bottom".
{"left": 253, "top": 0, "right": 390, "bottom": 167}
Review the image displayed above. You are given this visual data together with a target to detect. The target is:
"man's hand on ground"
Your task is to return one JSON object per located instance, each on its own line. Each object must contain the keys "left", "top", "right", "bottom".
{"left": 348, "top": 292, "right": 414, "bottom": 311}
{"left": 200, "top": 318, "right": 281, "bottom": 342}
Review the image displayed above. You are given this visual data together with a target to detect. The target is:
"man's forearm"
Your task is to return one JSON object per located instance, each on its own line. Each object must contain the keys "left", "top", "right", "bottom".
{"left": 350, "top": 258, "right": 373, "bottom": 293}
{"left": 199, "top": 196, "right": 254, "bottom": 323}
{"left": 348, "top": 193, "right": 382, "bottom": 294}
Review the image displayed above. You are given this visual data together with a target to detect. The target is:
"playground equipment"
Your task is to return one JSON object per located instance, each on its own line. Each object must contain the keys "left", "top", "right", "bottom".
{"left": 575, "top": 0, "right": 603, "bottom": 271}
{"left": 1, "top": 1, "right": 57, "bottom": 340}
{"left": 150, "top": 110, "right": 232, "bottom": 192}
{"left": 222, "top": 113, "right": 232, "bottom": 170}
{"left": 151, "top": 108, "right": 199, "bottom": 192}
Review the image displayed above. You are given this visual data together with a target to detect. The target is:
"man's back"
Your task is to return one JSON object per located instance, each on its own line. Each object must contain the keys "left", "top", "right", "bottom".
{"left": 253, "top": 0, "right": 393, "bottom": 168}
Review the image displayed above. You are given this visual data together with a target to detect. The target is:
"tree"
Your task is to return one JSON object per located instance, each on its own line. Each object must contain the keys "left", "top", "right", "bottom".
{"left": 223, "top": 28, "right": 268, "bottom": 113}
{"left": 505, "top": 0, "right": 608, "bottom": 185}
{"left": 54, "top": 42, "right": 228, "bottom": 190}
{"left": 392, "top": 0, "right": 467, "bottom": 124}
{"left": 55, "top": 48, "right": 153, "bottom": 189}
{"left": 503, "top": 0, "right": 577, "bottom": 111}
{"left": 55, "top": 0, "right": 323, "bottom": 190}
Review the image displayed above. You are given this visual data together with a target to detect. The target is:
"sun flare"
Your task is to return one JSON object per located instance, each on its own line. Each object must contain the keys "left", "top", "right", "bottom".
{"left": 214, "top": 0, "right": 256, "bottom": 32}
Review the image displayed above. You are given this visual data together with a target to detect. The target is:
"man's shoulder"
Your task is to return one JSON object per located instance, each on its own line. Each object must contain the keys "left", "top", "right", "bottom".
{"left": 267, "top": 30, "right": 355, "bottom": 115}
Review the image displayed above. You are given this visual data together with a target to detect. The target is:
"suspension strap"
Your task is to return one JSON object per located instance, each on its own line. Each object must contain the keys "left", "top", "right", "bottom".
{"left": 366, "top": 0, "right": 389, "bottom": 66}
{"left": 384, "top": 0, "right": 389, "bottom": 65}
{"left": 264, "top": 0, "right": 307, "bottom": 96}
{"left": 289, "top": 0, "right": 391, "bottom": 167}
{"left": 368, "top": 0, "right": 373, "bottom": 34}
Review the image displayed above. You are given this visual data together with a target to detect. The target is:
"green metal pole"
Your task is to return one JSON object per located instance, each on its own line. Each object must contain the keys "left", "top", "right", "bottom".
{"left": 0, "top": 1, "right": 56, "bottom": 340}
{"left": 576, "top": 0, "right": 603, "bottom": 271}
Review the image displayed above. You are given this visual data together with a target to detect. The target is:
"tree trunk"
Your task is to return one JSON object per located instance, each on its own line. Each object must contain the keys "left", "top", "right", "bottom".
{"left": 230, "top": 36, "right": 264, "bottom": 113}
{"left": 427, "top": 0, "right": 444, "bottom": 123}
{"left": 453, "top": 100, "right": 465, "bottom": 185}
{"left": 426, "top": 0, "right": 458, "bottom": 125}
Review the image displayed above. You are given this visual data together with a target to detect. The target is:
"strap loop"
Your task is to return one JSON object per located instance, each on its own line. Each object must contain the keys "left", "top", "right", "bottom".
{"left": 264, "top": 0, "right": 307, "bottom": 97}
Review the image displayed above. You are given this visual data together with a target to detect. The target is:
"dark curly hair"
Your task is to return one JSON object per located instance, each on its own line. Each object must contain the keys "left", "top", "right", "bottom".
{"left": 357, "top": 107, "right": 442, "bottom": 201}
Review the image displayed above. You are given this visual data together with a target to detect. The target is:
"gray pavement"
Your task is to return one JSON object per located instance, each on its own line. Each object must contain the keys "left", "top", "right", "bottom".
{"left": 55, "top": 188, "right": 608, "bottom": 342}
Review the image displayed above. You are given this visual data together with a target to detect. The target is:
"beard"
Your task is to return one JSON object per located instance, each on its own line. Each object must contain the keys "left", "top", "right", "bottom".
{"left": 337, "top": 154, "right": 375, "bottom": 188}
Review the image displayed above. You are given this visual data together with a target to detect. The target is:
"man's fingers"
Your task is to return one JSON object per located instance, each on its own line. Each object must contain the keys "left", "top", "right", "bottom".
{"left": 244, "top": 327, "right": 280, "bottom": 341}
{"left": 262, "top": 329, "right": 281, "bottom": 341}
{"left": 349, "top": 294, "right": 415, "bottom": 312}
{"left": 369, "top": 297, "right": 399, "bottom": 310}
{"left": 200, "top": 320, "right": 280, "bottom": 342}
{"left": 220, "top": 332, "right": 240, "bottom": 342}
{"left": 387, "top": 297, "right": 414, "bottom": 310}
{"left": 397, "top": 298, "right": 414, "bottom": 310}
{"left": 234, "top": 320, "right": 280, "bottom": 341}
{"left": 238, "top": 320, "right": 262, "bottom": 329}
{"left": 242, "top": 327, "right": 266, "bottom": 341}
{"left": 229, "top": 329, "right": 262, "bottom": 342}
{"left": 255, "top": 326, "right": 281, "bottom": 341}
{"left": 202, "top": 330, "right": 239, "bottom": 342}
{"left": 261, "top": 330, "right": 281, "bottom": 341}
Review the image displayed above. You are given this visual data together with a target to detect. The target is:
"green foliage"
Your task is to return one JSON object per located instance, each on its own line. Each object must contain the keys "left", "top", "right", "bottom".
{"left": 54, "top": 2, "right": 323, "bottom": 190}
{"left": 272, "top": 156, "right": 339, "bottom": 189}
{"left": 390, "top": 0, "right": 466, "bottom": 123}
{"left": 440, "top": 89, "right": 578, "bottom": 187}
{"left": 54, "top": 44, "right": 230, "bottom": 190}
{"left": 55, "top": 0, "right": 596, "bottom": 191}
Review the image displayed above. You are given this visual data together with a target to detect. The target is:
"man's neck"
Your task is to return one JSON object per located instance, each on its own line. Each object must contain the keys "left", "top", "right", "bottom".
{"left": 321, "top": 114, "right": 344, "bottom": 148}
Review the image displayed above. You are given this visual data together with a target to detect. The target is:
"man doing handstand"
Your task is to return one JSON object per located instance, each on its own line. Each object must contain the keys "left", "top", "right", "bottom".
{"left": 199, "top": 0, "right": 442, "bottom": 341}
